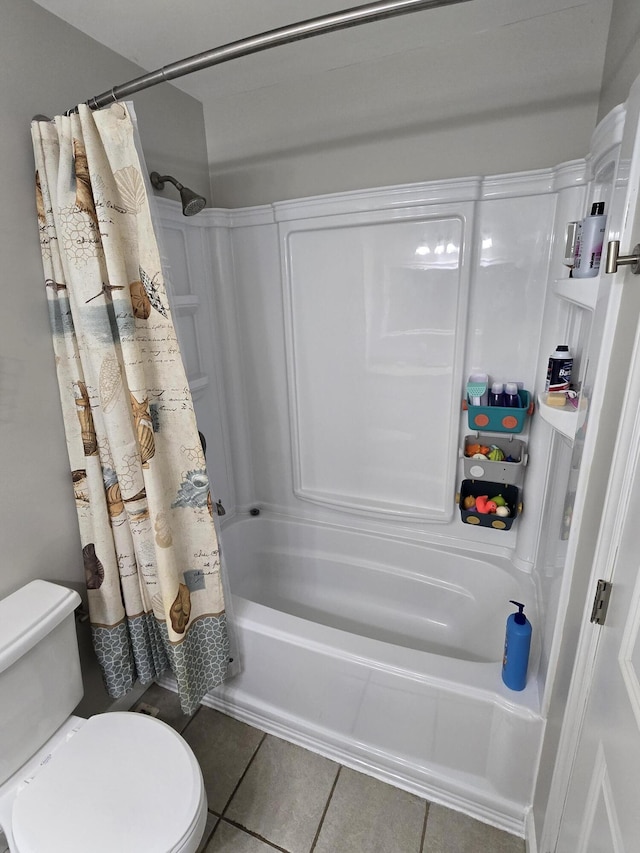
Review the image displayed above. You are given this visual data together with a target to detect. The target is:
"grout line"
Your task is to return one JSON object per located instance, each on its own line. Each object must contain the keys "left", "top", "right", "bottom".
{"left": 419, "top": 800, "right": 430, "bottom": 852}
{"left": 219, "top": 731, "right": 268, "bottom": 817}
{"left": 309, "top": 764, "right": 342, "bottom": 852}
{"left": 219, "top": 817, "right": 293, "bottom": 852}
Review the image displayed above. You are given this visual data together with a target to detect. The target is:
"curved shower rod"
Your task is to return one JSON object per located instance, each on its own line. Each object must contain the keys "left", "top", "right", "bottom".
{"left": 72, "top": 0, "right": 470, "bottom": 113}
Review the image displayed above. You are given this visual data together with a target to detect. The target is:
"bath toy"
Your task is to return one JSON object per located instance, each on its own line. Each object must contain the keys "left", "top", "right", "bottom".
{"left": 463, "top": 495, "right": 476, "bottom": 510}
{"left": 465, "top": 443, "right": 491, "bottom": 457}
{"left": 488, "top": 446, "right": 505, "bottom": 462}
{"left": 471, "top": 453, "right": 488, "bottom": 459}
{"left": 491, "top": 495, "right": 507, "bottom": 507}
{"left": 475, "top": 496, "right": 497, "bottom": 514}
{"left": 495, "top": 505, "right": 510, "bottom": 517}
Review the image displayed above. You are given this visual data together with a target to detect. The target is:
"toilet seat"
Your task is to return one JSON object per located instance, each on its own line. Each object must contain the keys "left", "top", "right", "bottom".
{"left": 11, "top": 712, "right": 206, "bottom": 853}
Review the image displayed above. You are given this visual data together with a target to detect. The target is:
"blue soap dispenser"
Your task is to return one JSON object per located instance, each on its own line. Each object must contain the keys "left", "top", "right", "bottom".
{"left": 502, "top": 601, "right": 532, "bottom": 691}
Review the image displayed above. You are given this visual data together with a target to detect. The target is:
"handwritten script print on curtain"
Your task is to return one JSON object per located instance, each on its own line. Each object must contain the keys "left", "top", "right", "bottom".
{"left": 31, "top": 104, "right": 230, "bottom": 713}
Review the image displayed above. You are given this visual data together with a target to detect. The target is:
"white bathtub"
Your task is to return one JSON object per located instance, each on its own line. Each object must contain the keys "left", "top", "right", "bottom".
{"left": 204, "top": 514, "right": 543, "bottom": 835}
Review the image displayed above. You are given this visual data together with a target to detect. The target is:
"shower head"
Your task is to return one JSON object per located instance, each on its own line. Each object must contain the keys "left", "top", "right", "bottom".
{"left": 149, "top": 171, "right": 207, "bottom": 216}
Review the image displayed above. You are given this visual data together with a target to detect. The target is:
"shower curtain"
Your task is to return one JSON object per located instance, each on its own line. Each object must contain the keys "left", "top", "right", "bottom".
{"left": 31, "top": 103, "right": 230, "bottom": 713}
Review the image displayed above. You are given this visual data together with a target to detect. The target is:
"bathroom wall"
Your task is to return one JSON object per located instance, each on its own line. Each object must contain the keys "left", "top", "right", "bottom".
{"left": 0, "top": 0, "right": 210, "bottom": 709}
{"left": 598, "top": 0, "right": 640, "bottom": 121}
{"left": 206, "top": 1, "right": 612, "bottom": 207}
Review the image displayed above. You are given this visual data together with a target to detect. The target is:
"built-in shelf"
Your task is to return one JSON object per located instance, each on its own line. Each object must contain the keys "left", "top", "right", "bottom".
{"left": 537, "top": 394, "right": 587, "bottom": 442}
{"left": 188, "top": 374, "right": 210, "bottom": 400}
{"left": 552, "top": 275, "right": 600, "bottom": 310}
{"left": 173, "top": 295, "right": 200, "bottom": 313}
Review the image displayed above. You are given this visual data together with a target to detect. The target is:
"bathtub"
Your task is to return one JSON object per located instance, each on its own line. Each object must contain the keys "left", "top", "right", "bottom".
{"left": 203, "top": 514, "right": 543, "bottom": 836}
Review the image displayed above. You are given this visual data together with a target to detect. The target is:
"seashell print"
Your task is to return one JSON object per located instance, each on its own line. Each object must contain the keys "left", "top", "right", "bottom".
{"left": 114, "top": 165, "right": 146, "bottom": 214}
{"left": 154, "top": 512, "right": 173, "bottom": 548}
{"left": 35, "top": 171, "right": 45, "bottom": 222}
{"left": 169, "top": 583, "right": 191, "bottom": 634}
{"left": 172, "top": 469, "right": 210, "bottom": 509}
{"left": 99, "top": 353, "right": 123, "bottom": 414}
{"left": 74, "top": 381, "right": 98, "bottom": 456}
{"left": 139, "top": 267, "right": 167, "bottom": 318}
{"left": 130, "top": 393, "right": 155, "bottom": 467}
{"left": 129, "top": 280, "right": 151, "bottom": 319}
{"left": 72, "top": 469, "right": 89, "bottom": 505}
{"left": 123, "top": 487, "right": 149, "bottom": 522}
{"left": 72, "top": 138, "right": 97, "bottom": 225}
{"left": 83, "top": 543, "right": 104, "bottom": 590}
{"left": 106, "top": 481, "right": 124, "bottom": 517}
{"left": 124, "top": 486, "right": 147, "bottom": 502}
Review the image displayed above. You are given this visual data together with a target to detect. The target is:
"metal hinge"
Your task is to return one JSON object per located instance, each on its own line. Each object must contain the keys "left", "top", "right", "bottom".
{"left": 590, "top": 580, "right": 612, "bottom": 625}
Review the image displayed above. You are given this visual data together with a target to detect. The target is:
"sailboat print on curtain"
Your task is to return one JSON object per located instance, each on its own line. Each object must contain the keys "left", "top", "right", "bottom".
{"left": 31, "top": 104, "right": 231, "bottom": 713}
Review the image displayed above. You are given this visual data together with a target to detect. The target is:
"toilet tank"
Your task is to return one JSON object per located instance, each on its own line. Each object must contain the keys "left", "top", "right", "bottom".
{"left": 0, "top": 580, "right": 83, "bottom": 785}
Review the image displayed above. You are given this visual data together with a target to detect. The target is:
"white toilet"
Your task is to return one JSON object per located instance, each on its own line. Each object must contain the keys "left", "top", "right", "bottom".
{"left": 0, "top": 580, "right": 208, "bottom": 853}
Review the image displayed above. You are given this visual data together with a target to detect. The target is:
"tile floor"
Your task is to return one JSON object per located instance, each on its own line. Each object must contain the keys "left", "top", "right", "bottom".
{"left": 136, "top": 683, "right": 526, "bottom": 853}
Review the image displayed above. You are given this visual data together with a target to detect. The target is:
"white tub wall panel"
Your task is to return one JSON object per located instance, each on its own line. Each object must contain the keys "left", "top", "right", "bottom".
{"left": 280, "top": 203, "right": 473, "bottom": 523}
{"left": 459, "top": 190, "right": 556, "bottom": 562}
{"left": 510, "top": 176, "right": 588, "bottom": 702}
{"left": 155, "top": 202, "right": 237, "bottom": 515}
{"left": 229, "top": 220, "right": 295, "bottom": 511}
{"left": 220, "top": 173, "right": 574, "bottom": 555}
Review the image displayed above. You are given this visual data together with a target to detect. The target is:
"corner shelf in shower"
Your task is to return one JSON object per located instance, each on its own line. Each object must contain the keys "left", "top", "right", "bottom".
{"left": 552, "top": 275, "right": 600, "bottom": 310}
{"left": 536, "top": 394, "right": 587, "bottom": 442}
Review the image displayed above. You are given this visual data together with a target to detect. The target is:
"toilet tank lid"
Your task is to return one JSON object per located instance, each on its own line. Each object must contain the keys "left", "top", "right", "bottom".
{"left": 0, "top": 581, "right": 81, "bottom": 675}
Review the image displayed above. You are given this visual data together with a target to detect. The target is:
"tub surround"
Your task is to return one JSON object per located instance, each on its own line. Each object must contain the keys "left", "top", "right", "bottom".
{"left": 153, "top": 107, "right": 624, "bottom": 841}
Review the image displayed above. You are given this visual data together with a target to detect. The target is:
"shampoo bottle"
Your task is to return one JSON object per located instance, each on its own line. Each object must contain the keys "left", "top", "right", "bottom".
{"left": 504, "top": 382, "right": 521, "bottom": 407}
{"left": 502, "top": 601, "right": 532, "bottom": 691}
{"left": 489, "top": 382, "right": 505, "bottom": 407}
{"left": 573, "top": 202, "right": 607, "bottom": 278}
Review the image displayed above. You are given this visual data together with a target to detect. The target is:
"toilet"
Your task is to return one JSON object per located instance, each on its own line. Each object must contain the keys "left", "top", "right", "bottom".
{"left": 0, "top": 580, "right": 207, "bottom": 853}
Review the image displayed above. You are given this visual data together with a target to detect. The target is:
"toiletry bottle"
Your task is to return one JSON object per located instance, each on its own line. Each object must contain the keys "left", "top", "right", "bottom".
{"left": 502, "top": 601, "right": 532, "bottom": 691}
{"left": 489, "top": 382, "right": 505, "bottom": 407}
{"left": 563, "top": 221, "right": 581, "bottom": 270}
{"left": 504, "top": 382, "right": 521, "bottom": 407}
{"left": 545, "top": 345, "right": 573, "bottom": 392}
{"left": 573, "top": 202, "right": 607, "bottom": 278}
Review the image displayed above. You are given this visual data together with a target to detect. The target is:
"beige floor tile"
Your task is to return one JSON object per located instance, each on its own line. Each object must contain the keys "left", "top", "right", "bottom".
{"left": 205, "top": 820, "right": 279, "bottom": 852}
{"left": 422, "top": 805, "right": 525, "bottom": 853}
{"left": 182, "top": 707, "right": 265, "bottom": 813}
{"left": 314, "top": 767, "right": 427, "bottom": 853}
{"left": 225, "top": 735, "right": 339, "bottom": 853}
{"left": 134, "top": 682, "right": 195, "bottom": 733}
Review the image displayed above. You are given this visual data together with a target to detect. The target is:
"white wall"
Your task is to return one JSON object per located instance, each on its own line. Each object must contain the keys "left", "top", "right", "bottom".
{"left": 207, "top": 1, "right": 612, "bottom": 207}
{"left": 0, "top": 0, "right": 210, "bottom": 710}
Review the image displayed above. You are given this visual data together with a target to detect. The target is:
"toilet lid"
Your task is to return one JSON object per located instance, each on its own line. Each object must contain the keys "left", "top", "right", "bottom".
{"left": 12, "top": 712, "right": 205, "bottom": 853}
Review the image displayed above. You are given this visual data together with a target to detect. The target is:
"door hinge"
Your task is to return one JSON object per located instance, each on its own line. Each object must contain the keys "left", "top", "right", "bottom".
{"left": 590, "top": 580, "right": 612, "bottom": 625}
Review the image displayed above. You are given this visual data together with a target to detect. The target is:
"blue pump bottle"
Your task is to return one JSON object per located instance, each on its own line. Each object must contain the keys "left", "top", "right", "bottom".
{"left": 502, "top": 601, "right": 532, "bottom": 691}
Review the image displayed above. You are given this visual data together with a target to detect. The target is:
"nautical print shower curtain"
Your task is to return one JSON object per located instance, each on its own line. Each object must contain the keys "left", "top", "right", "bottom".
{"left": 31, "top": 103, "right": 230, "bottom": 713}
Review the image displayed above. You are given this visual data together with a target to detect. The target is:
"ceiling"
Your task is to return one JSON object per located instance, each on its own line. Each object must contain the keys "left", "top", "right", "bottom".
{"left": 31, "top": 0, "right": 606, "bottom": 105}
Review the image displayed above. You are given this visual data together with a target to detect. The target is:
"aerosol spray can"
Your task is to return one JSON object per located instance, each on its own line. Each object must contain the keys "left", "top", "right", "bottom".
{"left": 545, "top": 345, "right": 573, "bottom": 392}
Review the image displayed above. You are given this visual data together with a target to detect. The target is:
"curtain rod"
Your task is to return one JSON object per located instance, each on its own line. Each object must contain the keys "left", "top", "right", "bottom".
{"left": 73, "top": 0, "right": 470, "bottom": 113}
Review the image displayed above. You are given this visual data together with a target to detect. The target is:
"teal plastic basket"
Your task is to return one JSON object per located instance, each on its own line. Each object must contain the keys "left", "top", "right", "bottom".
{"left": 465, "top": 391, "right": 532, "bottom": 434}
